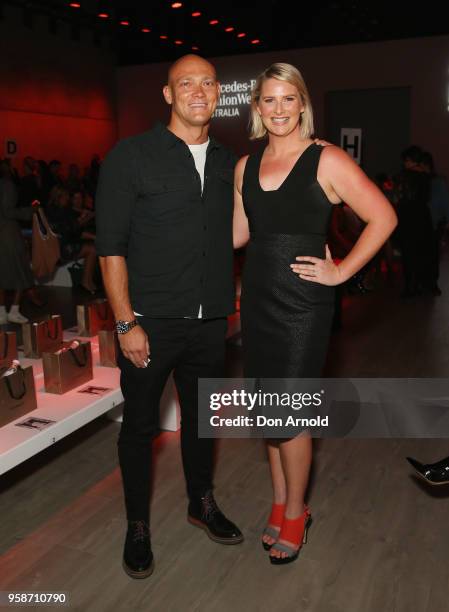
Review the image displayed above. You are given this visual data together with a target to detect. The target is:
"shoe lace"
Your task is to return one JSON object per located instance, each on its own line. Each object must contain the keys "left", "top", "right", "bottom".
{"left": 131, "top": 520, "right": 149, "bottom": 543}
{"left": 202, "top": 491, "right": 219, "bottom": 520}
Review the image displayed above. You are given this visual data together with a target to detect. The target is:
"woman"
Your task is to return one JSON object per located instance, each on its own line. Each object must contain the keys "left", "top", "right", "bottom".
{"left": 233, "top": 63, "right": 397, "bottom": 565}
{"left": 0, "top": 159, "right": 35, "bottom": 325}
{"left": 46, "top": 185, "right": 98, "bottom": 294}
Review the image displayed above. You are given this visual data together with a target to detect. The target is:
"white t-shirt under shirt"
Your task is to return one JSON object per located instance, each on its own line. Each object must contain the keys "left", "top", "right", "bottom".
{"left": 134, "top": 139, "right": 209, "bottom": 319}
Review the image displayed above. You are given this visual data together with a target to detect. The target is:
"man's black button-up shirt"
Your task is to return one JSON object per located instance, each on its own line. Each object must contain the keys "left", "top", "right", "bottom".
{"left": 95, "top": 122, "right": 237, "bottom": 318}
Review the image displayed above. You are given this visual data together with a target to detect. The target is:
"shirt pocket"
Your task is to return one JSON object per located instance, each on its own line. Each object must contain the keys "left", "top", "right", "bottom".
{"left": 138, "top": 174, "right": 197, "bottom": 224}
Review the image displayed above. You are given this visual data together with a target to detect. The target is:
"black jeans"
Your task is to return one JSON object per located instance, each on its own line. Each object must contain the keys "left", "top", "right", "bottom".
{"left": 117, "top": 316, "right": 227, "bottom": 521}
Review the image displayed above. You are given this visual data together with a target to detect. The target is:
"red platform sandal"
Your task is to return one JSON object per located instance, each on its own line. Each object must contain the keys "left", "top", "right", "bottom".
{"left": 262, "top": 503, "right": 285, "bottom": 551}
{"left": 269, "top": 505, "right": 312, "bottom": 565}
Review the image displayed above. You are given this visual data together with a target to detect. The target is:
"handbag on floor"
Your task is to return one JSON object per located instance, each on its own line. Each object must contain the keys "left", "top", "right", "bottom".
{"left": 0, "top": 364, "right": 38, "bottom": 427}
{"left": 22, "top": 315, "right": 63, "bottom": 359}
{"left": 68, "top": 261, "right": 84, "bottom": 287}
{"left": 0, "top": 331, "right": 18, "bottom": 369}
{"left": 77, "top": 299, "right": 115, "bottom": 337}
{"left": 43, "top": 340, "right": 93, "bottom": 394}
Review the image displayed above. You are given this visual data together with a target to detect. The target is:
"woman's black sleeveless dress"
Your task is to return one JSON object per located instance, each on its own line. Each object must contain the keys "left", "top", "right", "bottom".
{"left": 240, "top": 143, "right": 335, "bottom": 380}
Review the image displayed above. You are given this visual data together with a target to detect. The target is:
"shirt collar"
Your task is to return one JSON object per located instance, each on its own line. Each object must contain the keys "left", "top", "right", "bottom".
{"left": 153, "top": 121, "right": 221, "bottom": 153}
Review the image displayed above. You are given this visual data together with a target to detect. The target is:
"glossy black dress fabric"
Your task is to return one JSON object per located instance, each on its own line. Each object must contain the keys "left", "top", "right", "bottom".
{"left": 240, "top": 143, "right": 335, "bottom": 381}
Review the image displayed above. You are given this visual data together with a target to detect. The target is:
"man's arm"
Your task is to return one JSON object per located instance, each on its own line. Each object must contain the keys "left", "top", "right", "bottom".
{"left": 95, "top": 140, "right": 150, "bottom": 368}
{"left": 99, "top": 255, "right": 149, "bottom": 368}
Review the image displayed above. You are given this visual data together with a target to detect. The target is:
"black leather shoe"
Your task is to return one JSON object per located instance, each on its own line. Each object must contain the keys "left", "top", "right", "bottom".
{"left": 122, "top": 520, "right": 154, "bottom": 579}
{"left": 188, "top": 490, "right": 244, "bottom": 545}
{"left": 407, "top": 456, "right": 449, "bottom": 485}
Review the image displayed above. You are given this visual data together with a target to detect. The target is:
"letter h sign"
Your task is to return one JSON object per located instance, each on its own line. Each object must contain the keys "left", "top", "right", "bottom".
{"left": 340, "top": 128, "right": 361, "bottom": 165}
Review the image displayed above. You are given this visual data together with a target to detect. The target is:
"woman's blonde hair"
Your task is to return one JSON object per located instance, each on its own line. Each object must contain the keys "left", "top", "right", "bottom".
{"left": 249, "top": 63, "right": 314, "bottom": 140}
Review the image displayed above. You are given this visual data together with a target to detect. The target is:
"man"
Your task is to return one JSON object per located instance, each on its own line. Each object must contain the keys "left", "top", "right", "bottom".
{"left": 95, "top": 55, "right": 243, "bottom": 580}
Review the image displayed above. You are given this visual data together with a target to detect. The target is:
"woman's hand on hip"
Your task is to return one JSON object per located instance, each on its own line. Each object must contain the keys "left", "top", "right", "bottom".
{"left": 290, "top": 245, "right": 343, "bottom": 286}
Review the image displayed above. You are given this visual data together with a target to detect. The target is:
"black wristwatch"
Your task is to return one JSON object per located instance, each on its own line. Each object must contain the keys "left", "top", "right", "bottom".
{"left": 116, "top": 319, "right": 139, "bottom": 335}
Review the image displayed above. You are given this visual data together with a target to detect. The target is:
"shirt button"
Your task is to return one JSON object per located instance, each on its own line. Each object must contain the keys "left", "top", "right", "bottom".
{"left": 202, "top": 251, "right": 206, "bottom": 256}
{"left": 203, "top": 225, "right": 207, "bottom": 230}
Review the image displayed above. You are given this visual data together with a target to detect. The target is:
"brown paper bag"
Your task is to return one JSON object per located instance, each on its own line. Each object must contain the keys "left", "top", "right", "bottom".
{"left": 22, "top": 315, "right": 63, "bottom": 359}
{"left": 31, "top": 208, "right": 61, "bottom": 279}
{"left": 43, "top": 341, "right": 93, "bottom": 394}
{"left": 98, "top": 330, "right": 118, "bottom": 367}
{"left": 0, "top": 331, "right": 18, "bottom": 369}
{"left": 77, "top": 300, "right": 115, "bottom": 337}
{"left": 0, "top": 365, "right": 38, "bottom": 427}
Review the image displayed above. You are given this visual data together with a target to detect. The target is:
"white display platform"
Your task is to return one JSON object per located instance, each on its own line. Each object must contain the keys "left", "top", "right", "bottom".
{"left": 0, "top": 329, "right": 180, "bottom": 476}
{"left": 0, "top": 312, "right": 241, "bottom": 476}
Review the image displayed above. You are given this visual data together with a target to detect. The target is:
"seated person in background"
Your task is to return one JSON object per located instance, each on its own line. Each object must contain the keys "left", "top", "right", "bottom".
{"left": 46, "top": 186, "right": 97, "bottom": 294}
{"left": 71, "top": 190, "right": 96, "bottom": 234}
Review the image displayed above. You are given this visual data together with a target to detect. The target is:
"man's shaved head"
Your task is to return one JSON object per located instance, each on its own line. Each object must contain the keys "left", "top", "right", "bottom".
{"left": 167, "top": 54, "right": 217, "bottom": 86}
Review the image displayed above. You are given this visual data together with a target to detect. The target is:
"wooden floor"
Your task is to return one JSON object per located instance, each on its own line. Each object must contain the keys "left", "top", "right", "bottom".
{"left": 1, "top": 251, "right": 449, "bottom": 611}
